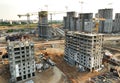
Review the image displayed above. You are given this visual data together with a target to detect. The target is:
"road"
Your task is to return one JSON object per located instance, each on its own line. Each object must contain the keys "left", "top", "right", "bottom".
{"left": 0, "top": 40, "right": 65, "bottom": 49}
{"left": 104, "top": 35, "right": 120, "bottom": 41}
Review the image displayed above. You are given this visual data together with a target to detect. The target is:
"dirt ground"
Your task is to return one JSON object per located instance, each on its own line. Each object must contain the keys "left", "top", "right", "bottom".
{"left": 21, "top": 67, "right": 69, "bottom": 83}
{"left": 0, "top": 64, "right": 10, "bottom": 83}
{"left": 0, "top": 40, "right": 101, "bottom": 83}
{"left": 40, "top": 48, "right": 101, "bottom": 83}
{"left": 0, "top": 60, "right": 69, "bottom": 83}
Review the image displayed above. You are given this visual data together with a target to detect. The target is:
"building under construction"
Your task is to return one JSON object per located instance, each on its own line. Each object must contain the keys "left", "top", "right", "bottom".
{"left": 63, "top": 12, "right": 95, "bottom": 32}
{"left": 79, "top": 13, "right": 93, "bottom": 32}
{"left": 98, "top": 8, "right": 113, "bottom": 33}
{"left": 38, "top": 11, "right": 51, "bottom": 39}
{"left": 7, "top": 41, "right": 35, "bottom": 83}
{"left": 63, "top": 12, "right": 77, "bottom": 31}
{"left": 113, "top": 13, "right": 120, "bottom": 33}
{"left": 63, "top": 9, "right": 114, "bottom": 33}
{"left": 64, "top": 31, "right": 103, "bottom": 71}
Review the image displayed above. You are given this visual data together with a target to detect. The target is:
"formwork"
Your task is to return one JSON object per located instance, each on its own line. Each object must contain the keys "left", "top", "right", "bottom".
{"left": 104, "top": 19, "right": 113, "bottom": 33}
{"left": 64, "top": 31, "right": 103, "bottom": 71}
{"left": 8, "top": 41, "right": 35, "bottom": 83}
{"left": 38, "top": 11, "right": 51, "bottom": 39}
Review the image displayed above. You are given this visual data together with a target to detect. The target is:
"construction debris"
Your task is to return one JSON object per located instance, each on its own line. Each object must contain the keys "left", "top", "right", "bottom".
{"left": 90, "top": 71, "right": 120, "bottom": 83}
{"left": 36, "top": 53, "right": 55, "bottom": 72}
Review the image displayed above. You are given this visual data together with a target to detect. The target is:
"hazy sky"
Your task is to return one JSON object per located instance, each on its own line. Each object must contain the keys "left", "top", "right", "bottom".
{"left": 0, "top": 0, "right": 119, "bottom": 20}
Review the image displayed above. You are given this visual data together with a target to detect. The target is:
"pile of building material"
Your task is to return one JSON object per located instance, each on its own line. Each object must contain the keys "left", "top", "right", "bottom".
{"left": 6, "top": 34, "right": 30, "bottom": 41}
{"left": 49, "top": 28, "right": 65, "bottom": 39}
{"left": 36, "top": 53, "right": 55, "bottom": 72}
{"left": 38, "top": 11, "right": 51, "bottom": 39}
{"left": 90, "top": 71, "right": 120, "bottom": 83}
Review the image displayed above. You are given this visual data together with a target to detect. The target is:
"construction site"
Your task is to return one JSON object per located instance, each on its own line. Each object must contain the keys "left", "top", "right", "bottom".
{"left": 0, "top": 5, "right": 120, "bottom": 83}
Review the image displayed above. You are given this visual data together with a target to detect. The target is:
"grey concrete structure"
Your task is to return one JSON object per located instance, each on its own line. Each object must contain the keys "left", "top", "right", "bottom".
{"left": 98, "top": 9, "right": 113, "bottom": 19}
{"left": 63, "top": 12, "right": 77, "bottom": 31}
{"left": 64, "top": 31, "right": 103, "bottom": 71}
{"left": 79, "top": 13, "right": 94, "bottom": 32}
{"left": 8, "top": 41, "right": 35, "bottom": 83}
{"left": 98, "top": 8, "right": 113, "bottom": 33}
{"left": 38, "top": 11, "right": 51, "bottom": 39}
{"left": 113, "top": 13, "right": 120, "bottom": 33}
{"left": 63, "top": 12, "right": 94, "bottom": 32}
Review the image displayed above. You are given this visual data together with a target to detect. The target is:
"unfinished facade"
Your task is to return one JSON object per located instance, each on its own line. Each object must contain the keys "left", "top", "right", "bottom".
{"left": 79, "top": 13, "right": 94, "bottom": 32}
{"left": 64, "top": 31, "right": 103, "bottom": 71}
{"left": 8, "top": 41, "right": 35, "bottom": 83}
{"left": 113, "top": 13, "right": 120, "bottom": 33}
{"left": 63, "top": 12, "right": 94, "bottom": 32}
{"left": 38, "top": 11, "right": 51, "bottom": 39}
{"left": 63, "top": 12, "right": 77, "bottom": 31}
{"left": 98, "top": 8, "right": 113, "bottom": 33}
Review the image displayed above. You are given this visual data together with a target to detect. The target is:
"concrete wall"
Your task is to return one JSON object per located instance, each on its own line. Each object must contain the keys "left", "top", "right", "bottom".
{"left": 8, "top": 41, "right": 35, "bottom": 83}
{"left": 84, "top": 21, "right": 94, "bottom": 32}
{"left": 79, "top": 13, "right": 93, "bottom": 32}
{"left": 64, "top": 31, "right": 103, "bottom": 71}
{"left": 98, "top": 8, "right": 113, "bottom": 33}
{"left": 63, "top": 12, "right": 94, "bottom": 32}
{"left": 113, "top": 13, "right": 120, "bottom": 33}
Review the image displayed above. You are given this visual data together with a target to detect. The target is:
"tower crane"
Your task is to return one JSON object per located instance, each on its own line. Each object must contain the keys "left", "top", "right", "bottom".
{"left": 18, "top": 13, "right": 31, "bottom": 28}
{"left": 18, "top": 11, "right": 66, "bottom": 28}
{"left": 17, "top": 13, "right": 37, "bottom": 28}
{"left": 93, "top": 16, "right": 106, "bottom": 33}
{"left": 79, "top": 1, "right": 84, "bottom": 13}
{"left": 48, "top": 11, "right": 66, "bottom": 25}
